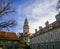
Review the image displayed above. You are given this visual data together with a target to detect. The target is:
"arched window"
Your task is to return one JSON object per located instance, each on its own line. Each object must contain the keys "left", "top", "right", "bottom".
{"left": 50, "top": 33, "right": 54, "bottom": 41}
{"left": 46, "top": 44, "right": 49, "bottom": 49}
{"left": 51, "top": 44, "right": 55, "bottom": 49}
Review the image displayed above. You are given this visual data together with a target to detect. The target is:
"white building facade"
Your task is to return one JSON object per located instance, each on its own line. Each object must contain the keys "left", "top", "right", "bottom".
{"left": 30, "top": 12, "right": 60, "bottom": 49}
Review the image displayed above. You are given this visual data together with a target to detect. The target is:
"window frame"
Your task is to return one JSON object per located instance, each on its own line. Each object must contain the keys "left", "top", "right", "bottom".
{"left": 51, "top": 44, "right": 56, "bottom": 49}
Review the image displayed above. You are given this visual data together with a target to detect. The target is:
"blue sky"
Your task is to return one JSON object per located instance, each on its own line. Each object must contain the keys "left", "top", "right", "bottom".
{"left": 2, "top": 0, "right": 58, "bottom": 33}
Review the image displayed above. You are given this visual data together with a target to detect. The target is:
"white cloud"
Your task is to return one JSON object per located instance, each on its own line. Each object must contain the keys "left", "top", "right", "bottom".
{"left": 16, "top": 0, "right": 58, "bottom": 33}
{"left": 29, "top": 12, "right": 57, "bottom": 33}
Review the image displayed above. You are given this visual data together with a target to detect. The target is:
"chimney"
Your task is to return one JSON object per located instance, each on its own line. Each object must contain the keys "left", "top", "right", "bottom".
{"left": 45, "top": 21, "right": 49, "bottom": 27}
{"left": 39, "top": 26, "right": 42, "bottom": 30}
{"left": 35, "top": 29, "right": 37, "bottom": 33}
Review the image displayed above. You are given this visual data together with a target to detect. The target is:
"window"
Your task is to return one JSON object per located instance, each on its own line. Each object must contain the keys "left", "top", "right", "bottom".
{"left": 45, "top": 34, "right": 48, "bottom": 42}
{"left": 37, "top": 44, "right": 40, "bottom": 49}
{"left": 51, "top": 44, "right": 55, "bottom": 49}
{"left": 59, "top": 32, "right": 60, "bottom": 36}
{"left": 41, "top": 37, "right": 42, "bottom": 41}
{"left": 50, "top": 33, "right": 54, "bottom": 41}
{"left": 53, "top": 31, "right": 58, "bottom": 40}
{"left": 41, "top": 45, "right": 44, "bottom": 49}
{"left": 45, "top": 36, "right": 47, "bottom": 40}
{"left": 32, "top": 46, "right": 34, "bottom": 49}
{"left": 46, "top": 44, "right": 48, "bottom": 49}
{"left": 58, "top": 32, "right": 60, "bottom": 39}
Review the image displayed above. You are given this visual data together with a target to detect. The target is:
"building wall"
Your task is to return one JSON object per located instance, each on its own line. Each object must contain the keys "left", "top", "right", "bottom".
{"left": 30, "top": 27, "right": 60, "bottom": 49}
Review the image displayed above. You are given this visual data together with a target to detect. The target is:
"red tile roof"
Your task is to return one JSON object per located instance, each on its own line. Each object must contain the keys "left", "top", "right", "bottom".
{"left": 30, "top": 21, "right": 60, "bottom": 38}
{"left": 0, "top": 31, "right": 19, "bottom": 40}
{"left": 52, "top": 21, "right": 60, "bottom": 27}
{"left": 0, "top": 31, "right": 6, "bottom": 37}
{"left": 40, "top": 21, "right": 60, "bottom": 33}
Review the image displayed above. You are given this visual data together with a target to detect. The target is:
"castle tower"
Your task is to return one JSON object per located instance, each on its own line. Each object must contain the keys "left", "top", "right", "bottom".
{"left": 57, "top": 0, "right": 60, "bottom": 12}
{"left": 23, "top": 18, "right": 31, "bottom": 43}
{"left": 23, "top": 18, "right": 29, "bottom": 33}
{"left": 55, "top": 12, "right": 60, "bottom": 21}
{"left": 55, "top": 0, "right": 60, "bottom": 21}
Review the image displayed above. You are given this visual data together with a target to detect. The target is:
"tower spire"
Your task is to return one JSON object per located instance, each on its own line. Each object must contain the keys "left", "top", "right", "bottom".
{"left": 23, "top": 18, "right": 29, "bottom": 33}
{"left": 24, "top": 18, "right": 28, "bottom": 26}
{"left": 55, "top": 0, "right": 60, "bottom": 21}
{"left": 57, "top": 0, "right": 60, "bottom": 12}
